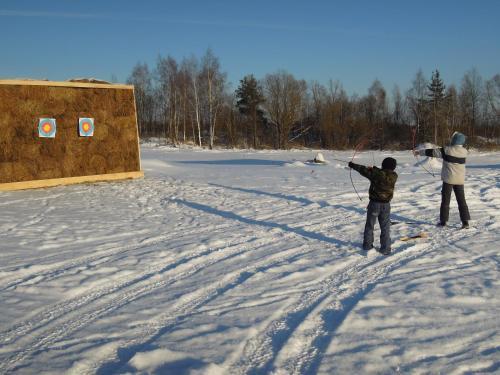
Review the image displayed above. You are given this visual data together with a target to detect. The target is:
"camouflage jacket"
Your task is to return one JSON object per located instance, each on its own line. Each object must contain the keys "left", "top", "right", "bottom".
{"left": 349, "top": 162, "right": 398, "bottom": 203}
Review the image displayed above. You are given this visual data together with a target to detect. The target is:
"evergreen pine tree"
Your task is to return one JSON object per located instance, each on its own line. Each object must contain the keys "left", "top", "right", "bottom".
{"left": 236, "top": 75, "right": 265, "bottom": 148}
{"left": 427, "top": 70, "right": 446, "bottom": 144}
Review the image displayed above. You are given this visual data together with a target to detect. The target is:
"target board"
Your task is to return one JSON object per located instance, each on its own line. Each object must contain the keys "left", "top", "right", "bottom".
{"left": 79, "top": 117, "right": 94, "bottom": 136}
{"left": 0, "top": 79, "right": 143, "bottom": 190}
{"left": 38, "top": 118, "right": 56, "bottom": 138}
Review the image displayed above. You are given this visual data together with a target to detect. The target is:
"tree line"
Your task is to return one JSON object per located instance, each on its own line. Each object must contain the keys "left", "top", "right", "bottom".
{"left": 127, "top": 49, "right": 500, "bottom": 150}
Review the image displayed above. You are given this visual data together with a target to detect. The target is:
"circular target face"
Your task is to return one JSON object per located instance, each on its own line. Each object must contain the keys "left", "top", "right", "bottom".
{"left": 79, "top": 118, "right": 94, "bottom": 137}
{"left": 38, "top": 118, "right": 56, "bottom": 138}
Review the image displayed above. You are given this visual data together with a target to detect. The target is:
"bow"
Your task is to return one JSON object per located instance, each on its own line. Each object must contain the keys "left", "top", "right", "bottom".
{"left": 350, "top": 137, "right": 370, "bottom": 201}
{"left": 411, "top": 127, "right": 436, "bottom": 177}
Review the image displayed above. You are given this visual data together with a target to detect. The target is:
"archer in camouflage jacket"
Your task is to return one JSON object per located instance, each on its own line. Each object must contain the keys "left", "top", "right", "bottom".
{"left": 348, "top": 160, "right": 398, "bottom": 203}
{"left": 348, "top": 158, "right": 398, "bottom": 255}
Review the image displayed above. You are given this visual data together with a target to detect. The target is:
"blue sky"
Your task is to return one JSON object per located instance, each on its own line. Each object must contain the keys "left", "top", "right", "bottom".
{"left": 1, "top": 0, "right": 499, "bottom": 95}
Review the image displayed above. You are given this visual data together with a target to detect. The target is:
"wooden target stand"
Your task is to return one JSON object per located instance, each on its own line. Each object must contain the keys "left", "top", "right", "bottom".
{"left": 0, "top": 171, "right": 144, "bottom": 191}
{"left": 0, "top": 79, "right": 144, "bottom": 191}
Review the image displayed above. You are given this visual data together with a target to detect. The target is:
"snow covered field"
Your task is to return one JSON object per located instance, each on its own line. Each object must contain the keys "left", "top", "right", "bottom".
{"left": 0, "top": 145, "right": 499, "bottom": 374}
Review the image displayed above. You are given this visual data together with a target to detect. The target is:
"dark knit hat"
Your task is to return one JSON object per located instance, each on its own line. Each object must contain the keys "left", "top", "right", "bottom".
{"left": 382, "top": 157, "right": 397, "bottom": 171}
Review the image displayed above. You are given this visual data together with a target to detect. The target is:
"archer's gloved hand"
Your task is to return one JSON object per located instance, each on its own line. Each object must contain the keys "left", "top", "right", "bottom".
{"left": 348, "top": 162, "right": 354, "bottom": 168}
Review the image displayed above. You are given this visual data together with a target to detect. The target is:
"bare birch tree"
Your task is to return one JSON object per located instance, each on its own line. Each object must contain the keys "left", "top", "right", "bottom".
{"left": 156, "top": 55, "right": 181, "bottom": 144}
{"left": 406, "top": 69, "right": 429, "bottom": 142}
{"left": 460, "top": 68, "right": 484, "bottom": 141}
{"left": 263, "top": 71, "right": 307, "bottom": 149}
{"left": 182, "top": 56, "right": 202, "bottom": 147}
{"left": 201, "top": 49, "right": 226, "bottom": 149}
{"left": 486, "top": 74, "right": 500, "bottom": 117}
{"left": 127, "top": 62, "right": 154, "bottom": 138}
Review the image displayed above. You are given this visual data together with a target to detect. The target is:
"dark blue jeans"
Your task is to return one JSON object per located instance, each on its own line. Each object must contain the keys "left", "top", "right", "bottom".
{"left": 363, "top": 200, "right": 391, "bottom": 252}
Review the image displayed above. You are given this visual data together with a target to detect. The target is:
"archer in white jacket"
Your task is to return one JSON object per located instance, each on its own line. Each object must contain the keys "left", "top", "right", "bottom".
{"left": 416, "top": 132, "right": 471, "bottom": 229}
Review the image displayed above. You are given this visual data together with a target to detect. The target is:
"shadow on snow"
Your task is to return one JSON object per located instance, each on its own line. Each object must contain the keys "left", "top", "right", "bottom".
{"left": 173, "top": 198, "right": 354, "bottom": 248}
{"left": 467, "top": 163, "right": 500, "bottom": 170}
{"left": 210, "top": 183, "right": 320, "bottom": 206}
{"left": 209, "top": 184, "right": 425, "bottom": 226}
{"left": 177, "top": 159, "right": 287, "bottom": 166}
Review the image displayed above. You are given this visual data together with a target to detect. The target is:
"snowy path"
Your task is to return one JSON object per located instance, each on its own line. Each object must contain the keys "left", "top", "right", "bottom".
{"left": 0, "top": 147, "right": 498, "bottom": 374}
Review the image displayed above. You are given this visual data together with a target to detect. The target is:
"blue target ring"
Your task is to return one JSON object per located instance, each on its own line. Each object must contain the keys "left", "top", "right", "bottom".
{"left": 38, "top": 118, "right": 56, "bottom": 138}
{"left": 79, "top": 118, "right": 94, "bottom": 137}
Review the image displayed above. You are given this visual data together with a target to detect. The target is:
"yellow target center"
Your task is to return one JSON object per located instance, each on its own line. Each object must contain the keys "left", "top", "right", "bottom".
{"left": 82, "top": 123, "right": 90, "bottom": 132}
{"left": 42, "top": 123, "right": 52, "bottom": 133}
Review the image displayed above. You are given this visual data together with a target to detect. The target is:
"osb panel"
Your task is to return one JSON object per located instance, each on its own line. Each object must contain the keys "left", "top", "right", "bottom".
{"left": 0, "top": 84, "right": 140, "bottom": 183}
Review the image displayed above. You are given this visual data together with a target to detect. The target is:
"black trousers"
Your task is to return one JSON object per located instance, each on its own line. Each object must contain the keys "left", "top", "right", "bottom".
{"left": 440, "top": 182, "right": 471, "bottom": 223}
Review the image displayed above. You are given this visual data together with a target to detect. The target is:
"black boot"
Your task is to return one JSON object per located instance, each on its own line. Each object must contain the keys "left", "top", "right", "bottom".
{"left": 437, "top": 221, "right": 446, "bottom": 227}
{"left": 377, "top": 248, "right": 391, "bottom": 256}
{"left": 461, "top": 221, "right": 469, "bottom": 229}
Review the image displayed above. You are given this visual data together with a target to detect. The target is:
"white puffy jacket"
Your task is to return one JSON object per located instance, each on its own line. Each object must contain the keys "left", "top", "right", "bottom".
{"left": 421, "top": 145, "right": 467, "bottom": 185}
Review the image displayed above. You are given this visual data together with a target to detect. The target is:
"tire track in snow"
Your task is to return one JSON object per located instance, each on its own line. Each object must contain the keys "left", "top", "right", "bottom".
{"left": 0, "top": 233, "right": 269, "bottom": 373}
{"left": 0, "top": 220, "right": 264, "bottom": 343}
{"left": 0, "top": 184, "right": 330, "bottom": 375}
{"left": 0, "top": 231, "right": 182, "bottom": 292}
{"left": 0, "top": 179, "right": 171, "bottom": 270}
{"left": 0, "top": 216, "right": 238, "bottom": 292}
{"left": 1, "top": 233, "right": 316, "bottom": 374}
{"left": 85, "top": 241, "right": 326, "bottom": 375}
{"left": 274, "top": 243, "right": 450, "bottom": 374}
{"left": 225, "top": 251, "right": 395, "bottom": 374}
{"left": 0, "top": 178, "right": 398, "bottom": 374}
{"left": 3, "top": 178, "right": 428, "bottom": 374}
{"left": 0, "top": 181, "right": 357, "bottom": 373}
{"left": 226, "top": 225, "right": 478, "bottom": 374}
{"left": 0, "top": 178, "right": 316, "bottom": 304}
{"left": 0, "top": 179, "right": 229, "bottom": 289}
{"left": 475, "top": 172, "right": 500, "bottom": 210}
